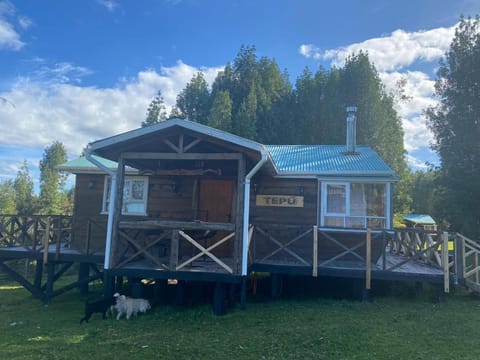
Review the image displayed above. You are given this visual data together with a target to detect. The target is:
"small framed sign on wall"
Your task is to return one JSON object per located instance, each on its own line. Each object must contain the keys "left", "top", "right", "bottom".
{"left": 255, "top": 195, "right": 304, "bottom": 208}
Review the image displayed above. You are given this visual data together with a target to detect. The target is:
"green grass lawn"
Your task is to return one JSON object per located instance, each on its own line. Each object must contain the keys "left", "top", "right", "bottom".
{"left": 1, "top": 280, "right": 480, "bottom": 360}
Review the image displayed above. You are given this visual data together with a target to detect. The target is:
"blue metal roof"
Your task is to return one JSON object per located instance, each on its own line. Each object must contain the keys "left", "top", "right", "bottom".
{"left": 403, "top": 214, "right": 436, "bottom": 225}
{"left": 265, "top": 145, "right": 395, "bottom": 177}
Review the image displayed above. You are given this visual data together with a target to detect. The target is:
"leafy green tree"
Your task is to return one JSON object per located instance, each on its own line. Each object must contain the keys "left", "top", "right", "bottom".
{"left": 39, "top": 141, "right": 68, "bottom": 214}
{"left": 207, "top": 90, "right": 233, "bottom": 132}
{"left": 426, "top": 16, "right": 480, "bottom": 238}
{"left": 0, "top": 179, "right": 16, "bottom": 214}
{"left": 142, "top": 90, "right": 167, "bottom": 127}
{"left": 176, "top": 72, "right": 210, "bottom": 124}
{"left": 13, "top": 161, "right": 37, "bottom": 215}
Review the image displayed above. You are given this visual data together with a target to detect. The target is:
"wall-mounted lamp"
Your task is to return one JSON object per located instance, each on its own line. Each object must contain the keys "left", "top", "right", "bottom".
{"left": 253, "top": 183, "right": 258, "bottom": 195}
{"left": 298, "top": 185, "right": 304, "bottom": 196}
{"left": 170, "top": 177, "right": 181, "bottom": 193}
{"left": 88, "top": 180, "right": 96, "bottom": 189}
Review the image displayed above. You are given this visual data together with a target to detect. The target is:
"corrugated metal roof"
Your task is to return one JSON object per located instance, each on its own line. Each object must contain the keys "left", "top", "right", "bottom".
{"left": 57, "top": 156, "right": 137, "bottom": 174}
{"left": 265, "top": 145, "right": 395, "bottom": 176}
{"left": 403, "top": 214, "right": 436, "bottom": 225}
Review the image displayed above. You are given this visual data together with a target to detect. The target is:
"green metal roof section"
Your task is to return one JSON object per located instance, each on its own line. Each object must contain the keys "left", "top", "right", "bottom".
{"left": 403, "top": 214, "right": 436, "bottom": 225}
{"left": 57, "top": 155, "right": 137, "bottom": 174}
{"left": 265, "top": 145, "right": 396, "bottom": 178}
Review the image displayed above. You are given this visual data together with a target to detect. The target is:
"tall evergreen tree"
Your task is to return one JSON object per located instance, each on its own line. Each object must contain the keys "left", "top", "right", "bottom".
{"left": 426, "top": 16, "right": 480, "bottom": 238}
{"left": 39, "top": 141, "right": 68, "bottom": 214}
{"left": 142, "top": 90, "right": 167, "bottom": 127}
{"left": 207, "top": 90, "right": 233, "bottom": 132}
{"left": 176, "top": 72, "right": 210, "bottom": 124}
{"left": 13, "top": 161, "right": 37, "bottom": 215}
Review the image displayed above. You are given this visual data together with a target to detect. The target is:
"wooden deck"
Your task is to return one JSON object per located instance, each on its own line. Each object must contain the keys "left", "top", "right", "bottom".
{"left": 3, "top": 215, "right": 480, "bottom": 305}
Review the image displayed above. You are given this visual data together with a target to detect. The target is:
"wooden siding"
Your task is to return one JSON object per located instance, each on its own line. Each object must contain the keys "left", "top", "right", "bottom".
{"left": 250, "top": 177, "right": 317, "bottom": 226}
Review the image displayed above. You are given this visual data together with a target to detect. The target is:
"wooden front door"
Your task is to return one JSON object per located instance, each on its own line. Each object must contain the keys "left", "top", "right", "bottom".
{"left": 199, "top": 179, "right": 234, "bottom": 256}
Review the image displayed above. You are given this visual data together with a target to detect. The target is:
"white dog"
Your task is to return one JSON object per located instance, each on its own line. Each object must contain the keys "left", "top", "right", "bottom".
{"left": 113, "top": 293, "right": 151, "bottom": 320}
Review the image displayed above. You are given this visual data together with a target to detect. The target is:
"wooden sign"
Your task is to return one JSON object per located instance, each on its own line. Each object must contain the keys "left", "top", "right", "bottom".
{"left": 255, "top": 195, "right": 304, "bottom": 208}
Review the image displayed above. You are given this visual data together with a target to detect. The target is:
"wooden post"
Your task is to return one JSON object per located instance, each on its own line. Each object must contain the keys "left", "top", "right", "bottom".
{"left": 442, "top": 231, "right": 450, "bottom": 293}
{"left": 213, "top": 282, "right": 226, "bottom": 316}
{"left": 43, "top": 218, "right": 51, "bottom": 265}
{"left": 85, "top": 219, "right": 92, "bottom": 255}
{"left": 45, "top": 262, "right": 55, "bottom": 303}
{"left": 55, "top": 217, "right": 61, "bottom": 261}
{"left": 365, "top": 228, "right": 372, "bottom": 291}
{"left": 170, "top": 229, "right": 179, "bottom": 270}
{"left": 78, "top": 263, "right": 90, "bottom": 296}
{"left": 312, "top": 225, "right": 318, "bottom": 277}
{"left": 455, "top": 233, "right": 465, "bottom": 285}
{"left": 33, "top": 260, "right": 43, "bottom": 290}
{"left": 240, "top": 276, "right": 247, "bottom": 310}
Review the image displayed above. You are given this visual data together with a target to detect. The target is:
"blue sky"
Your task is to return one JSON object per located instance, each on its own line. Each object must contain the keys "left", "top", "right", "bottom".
{"left": 0, "top": 0, "right": 479, "bottom": 190}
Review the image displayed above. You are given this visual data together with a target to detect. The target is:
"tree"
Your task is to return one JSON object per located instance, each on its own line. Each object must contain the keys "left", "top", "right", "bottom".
{"left": 0, "top": 179, "right": 16, "bottom": 214}
{"left": 142, "top": 90, "right": 167, "bottom": 127}
{"left": 426, "top": 16, "right": 480, "bottom": 238}
{"left": 13, "top": 161, "right": 37, "bottom": 215}
{"left": 39, "top": 141, "right": 68, "bottom": 214}
{"left": 233, "top": 85, "right": 257, "bottom": 139}
{"left": 207, "top": 90, "right": 233, "bottom": 132}
{"left": 176, "top": 73, "right": 210, "bottom": 124}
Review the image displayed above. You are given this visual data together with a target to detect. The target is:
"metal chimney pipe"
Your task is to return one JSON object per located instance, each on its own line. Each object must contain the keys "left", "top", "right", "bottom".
{"left": 346, "top": 106, "right": 357, "bottom": 154}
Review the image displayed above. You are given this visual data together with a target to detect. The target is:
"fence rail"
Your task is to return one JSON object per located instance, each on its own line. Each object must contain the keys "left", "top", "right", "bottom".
{"left": 0, "top": 215, "right": 72, "bottom": 251}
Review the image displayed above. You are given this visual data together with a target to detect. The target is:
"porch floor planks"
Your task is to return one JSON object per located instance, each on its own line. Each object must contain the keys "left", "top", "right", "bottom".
{"left": 0, "top": 244, "right": 104, "bottom": 263}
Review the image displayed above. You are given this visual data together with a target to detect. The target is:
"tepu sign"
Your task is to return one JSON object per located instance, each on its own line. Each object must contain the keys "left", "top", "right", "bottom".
{"left": 255, "top": 195, "right": 304, "bottom": 208}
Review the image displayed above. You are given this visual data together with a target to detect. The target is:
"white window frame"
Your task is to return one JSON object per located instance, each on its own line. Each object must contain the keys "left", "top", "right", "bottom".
{"left": 102, "top": 176, "right": 149, "bottom": 216}
{"left": 320, "top": 181, "right": 388, "bottom": 229}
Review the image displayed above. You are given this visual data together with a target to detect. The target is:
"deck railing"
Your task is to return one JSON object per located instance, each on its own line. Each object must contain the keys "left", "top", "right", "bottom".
{"left": 0, "top": 215, "right": 72, "bottom": 253}
{"left": 249, "top": 223, "right": 456, "bottom": 293}
{"left": 455, "top": 233, "right": 480, "bottom": 292}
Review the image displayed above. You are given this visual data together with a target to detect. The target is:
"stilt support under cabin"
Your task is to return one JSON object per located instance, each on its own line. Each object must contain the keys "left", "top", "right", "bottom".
{"left": 271, "top": 274, "right": 282, "bottom": 300}
{"left": 213, "top": 282, "right": 226, "bottom": 316}
{"left": 240, "top": 276, "right": 247, "bottom": 310}
{"left": 103, "top": 270, "right": 115, "bottom": 299}
{"left": 78, "top": 262, "right": 90, "bottom": 296}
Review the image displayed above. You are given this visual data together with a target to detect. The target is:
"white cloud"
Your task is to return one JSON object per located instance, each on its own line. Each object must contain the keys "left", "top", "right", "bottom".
{"left": 299, "top": 25, "right": 459, "bottom": 169}
{"left": 298, "top": 44, "right": 321, "bottom": 60}
{"left": 0, "top": 18, "right": 23, "bottom": 50}
{"left": 18, "top": 16, "right": 33, "bottom": 30}
{"left": 97, "top": 0, "right": 119, "bottom": 12}
{"left": 0, "top": 60, "right": 223, "bottom": 164}
{"left": 301, "top": 25, "right": 456, "bottom": 72}
{"left": 0, "top": 0, "right": 27, "bottom": 51}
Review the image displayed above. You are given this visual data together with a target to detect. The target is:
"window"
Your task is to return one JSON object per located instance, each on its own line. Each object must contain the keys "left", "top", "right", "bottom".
{"left": 321, "top": 182, "right": 387, "bottom": 229}
{"left": 102, "top": 176, "right": 149, "bottom": 216}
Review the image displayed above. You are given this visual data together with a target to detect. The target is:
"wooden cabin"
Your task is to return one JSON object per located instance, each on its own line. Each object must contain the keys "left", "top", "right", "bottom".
{"left": 58, "top": 115, "right": 397, "bottom": 294}
{"left": 403, "top": 214, "right": 437, "bottom": 231}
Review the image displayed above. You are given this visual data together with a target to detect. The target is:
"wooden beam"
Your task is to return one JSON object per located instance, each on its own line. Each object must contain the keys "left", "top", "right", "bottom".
{"left": 43, "top": 218, "right": 50, "bottom": 265}
{"left": 169, "top": 230, "right": 179, "bottom": 271}
{"left": 442, "top": 231, "right": 449, "bottom": 293}
{"left": 0, "top": 261, "right": 44, "bottom": 299}
{"left": 119, "top": 220, "right": 235, "bottom": 232}
{"left": 121, "top": 152, "right": 243, "bottom": 160}
{"left": 178, "top": 230, "right": 233, "bottom": 273}
{"left": 313, "top": 225, "right": 318, "bottom": 277}
{"left": 163, "top": 138, "right": 180, "bottom": 153}
{"left": 366, "top": 228, "right": 371, "bottom": 290}
{"left": 183, "top": 138, "right": 201, "bottom": 153}
{"left": 176, "top": 231, "right": 235, "bottom": 271}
